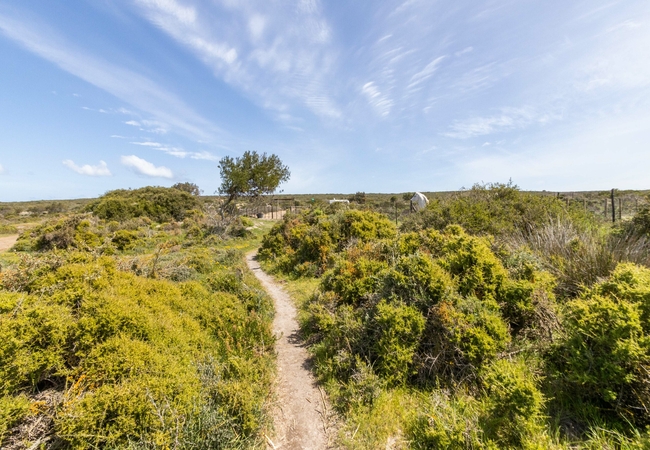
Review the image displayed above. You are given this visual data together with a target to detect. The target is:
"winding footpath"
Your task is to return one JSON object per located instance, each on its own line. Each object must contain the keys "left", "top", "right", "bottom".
{"left": 246, "top": 251, "right": 330, "bottom": 450}
{"left": 0, "top": 235, "right": 18, "bottom": 252}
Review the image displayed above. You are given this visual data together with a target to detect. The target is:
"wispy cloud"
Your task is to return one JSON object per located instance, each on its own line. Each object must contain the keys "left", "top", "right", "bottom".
{"left": 361, "top": 81, "right": 393, "bottom": 117}
{"left": 444, "top": 107, "right": 539, "bottom": 139}
{"left": 130, "top": 141, "right": 217, "bottom": 161}
{"left": 576, "top": 17, "right": 650, "bottom": 92}
{"left": 408, "top": 56, "right": 445, "bottom": 88}
{"left": 81, "top": 106, "right": 109, "bottom": 113}
{"left": 131, "top": 141, "right": 162, "bottom": 147}
{"left": 131, "top": 0, "right": 341, "bottom": 119}
{"left": 0, "top": 164, "right": 4, "bottom": 174}
{"left": 189, "top": 151, "right": 218, "bottom": 161}
{"left": 62, "top": 159, "right": 112, "bottom": 176}
{"left": 120, "top": 155, "right": 173, "bottom": 178}
{"left": 0, "top": 11, "right": 218, "bottom": 141}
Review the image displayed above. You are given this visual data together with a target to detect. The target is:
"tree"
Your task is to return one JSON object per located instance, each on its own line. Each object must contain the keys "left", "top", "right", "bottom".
{"left": 172, "top": 182, "right": 201, "bottom": 196}
{"left": 349, "top": 192, "right": 366, "bottom": 204}
{"left": 218, "top": 151, "right": 290, "bottom": 206}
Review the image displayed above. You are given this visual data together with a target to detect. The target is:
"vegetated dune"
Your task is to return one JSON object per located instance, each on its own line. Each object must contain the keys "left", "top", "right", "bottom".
{"left": 258, "top": 183, "right": 650, "bottom": 449}
{"left": 0, "top": 187, "right": 275, "bottom": 449}
{"left": 2, "top": 183, "right": 650, "bottom": 449}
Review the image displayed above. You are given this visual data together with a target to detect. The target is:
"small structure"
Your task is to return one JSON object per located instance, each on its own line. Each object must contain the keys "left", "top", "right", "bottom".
{"left": 18, "top": 211, "right": 32, "bottom": 217}
{"left": 410, "top": 192, "right": 429, "bottom": 211}
{"left": 328, "top": 198, "right": 350, "bottom": 205}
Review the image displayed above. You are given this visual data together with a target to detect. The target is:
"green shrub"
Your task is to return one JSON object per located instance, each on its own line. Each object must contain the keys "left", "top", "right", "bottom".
{"left": 426, "top": 226, "right": 507, "bottom": 301}
{"left": 372, "top": 300, "right": 425, "bottom": 385}
{"left": 381, "top": 253, "right": 453, "bottom": 311}
{"left": 550, "top": 263, "right": 650, "bottom": 426}
{"left": 423, "top": 295, "right": 510, "bottom": 384}
{"left": 321, "top": 256, "right": 388, "bottom": 305}
{"left": 336, "top": 357, "right": 384, "bottom": 410}
{"left": 111, "top": 229, "right": 139, "bottom": 251}
{"left": 0, "top": 394, "right": 31, "bottom": 443}
{"left": 400, "top": 182, "right": 586, "bottom": 237}
{"left": 240, "top": 216, "right": 253, "bottom": 227}
{"left": 0, "top": 244, "right": 274, "bottom": 448}
{"left": 339, "top": 209, "right": 396, "bottom": 242}
{"left": 87, "top": 186, "right": 200, "bottom": 222}
{"left": 498, "top": 273, "right": 557, "bottom": 337}
{"left": 0, "top": 293, "right": 75, "bottom": 394}
{"left": 630, "top": 206, "right": 650, "bottom": 236}
{"left": 408, "top": 391, "right": 484, "bottom": 449}
{"left": 0, "top": 224, "right": 18, "bottom": 235}
{"left": 259, "top": 209, "right": 396, "bottom": 275}
{"left": 11, "top": 216, "right": 105, "bottom": 252}
{"left": 479, "top": 359, "right": 546, "bottom": 447}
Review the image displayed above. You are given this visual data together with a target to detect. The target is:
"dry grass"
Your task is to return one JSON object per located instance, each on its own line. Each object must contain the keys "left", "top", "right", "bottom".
{"left": 506, "top": 219, "right": 650, "bottom": 298}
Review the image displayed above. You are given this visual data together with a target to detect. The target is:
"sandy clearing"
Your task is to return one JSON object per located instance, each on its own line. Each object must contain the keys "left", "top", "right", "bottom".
{"left": 246, "top": 251, "right": 332, "bottom": 450}
{"left": 0, "top": 235, "right": 18, "bottom": 252}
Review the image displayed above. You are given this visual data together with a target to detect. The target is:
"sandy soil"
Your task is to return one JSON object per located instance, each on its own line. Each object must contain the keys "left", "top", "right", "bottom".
{"left": 246, "top": 251, "right": 332, "bottom": 450}
{"left": 0, "top": 234, "right": 18, "bottom": 252}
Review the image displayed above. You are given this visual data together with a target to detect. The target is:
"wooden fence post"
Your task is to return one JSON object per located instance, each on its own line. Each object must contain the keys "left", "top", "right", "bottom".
{"left": 619, "top": 198, "right": 622, "bottom": 220}
{"left": 611, "top": 189, "right": 616, "bottom": 223}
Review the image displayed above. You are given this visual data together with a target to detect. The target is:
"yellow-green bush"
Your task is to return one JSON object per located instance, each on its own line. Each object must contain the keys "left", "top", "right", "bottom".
{"left": 549, "top": 263, "right": 650, "bottom": 426}
{"left": 400, "top": 182, "right": 588, "bottom": 237}
{"left": 321, "top": 256, "right": 388, "bottom": 305}
{"left": 0, "top": 243, "right": 274, "bottom": 448}
{"left": 87, "top": 186, "right": 200, "bottom": 222}
{"left": 12, "top": 215, "right": 105, "bottom": 252}
{"left": 0, "top": 394, "right": 31, "bottom": 442}
{"left": 381, "top": 254, "right": 453, "bottom": 311}
{"left": 259, "top": 208, "right": 397, "bottom": 275}
{"left": 479, "top": 359, "right": 546, "bottom": 447}
{"left": 372, "top": 300, "right": 425, "bottom": 385}
{"left": 111, "top": 229, "right": 139, "bottom": 250}
{"left": 408, "top": 391, "right": 484, "bottom": 449}
{"left": 0, "top": 224, "right": 18, "bottom": 235}
{"left": 300, "top": 225, "right": 528, "bottom": 393}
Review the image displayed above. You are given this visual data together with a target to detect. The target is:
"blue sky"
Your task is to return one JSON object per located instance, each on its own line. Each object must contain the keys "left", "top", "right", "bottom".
{"left": 0, "top": 0, "right": 649, "bottom": 201}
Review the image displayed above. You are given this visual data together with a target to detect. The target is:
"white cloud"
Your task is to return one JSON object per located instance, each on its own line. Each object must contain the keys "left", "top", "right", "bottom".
{"left": 62, "top": 159, "right": 112, "bottom": 176}
{"left": 120, "top": 155, "right": 173, "bottom": 178}
{"left": 125, "top": 120, "right": 141, "bottom": 127}
{"left": 0, "top": 164, "right": 4, "bottom": 174}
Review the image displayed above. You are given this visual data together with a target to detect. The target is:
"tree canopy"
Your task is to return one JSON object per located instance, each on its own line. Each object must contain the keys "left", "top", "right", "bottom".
{"left": 218, "top": 151, "right": 290, "bottom": 205}
{"left": 171, "top": 182, "right": 201, "bottom": 196}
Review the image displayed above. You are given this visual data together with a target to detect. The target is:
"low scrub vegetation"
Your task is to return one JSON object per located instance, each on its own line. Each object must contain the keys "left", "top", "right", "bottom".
{"left": 0, "top": 186, "right": 274, "bottom": 449}
{"left": 85, "top": 186, "right": 201, "bottom": 222}
{"left": 260, "top": 183, "right": 650, "bottom": 448}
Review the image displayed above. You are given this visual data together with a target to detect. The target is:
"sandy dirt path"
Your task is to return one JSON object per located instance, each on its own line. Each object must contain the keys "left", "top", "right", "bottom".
{"left": 0, "top": 235, "right": 18, "bottom": 252}
{"left": 246, "top": 251, "right": 331, "bottom": 450}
